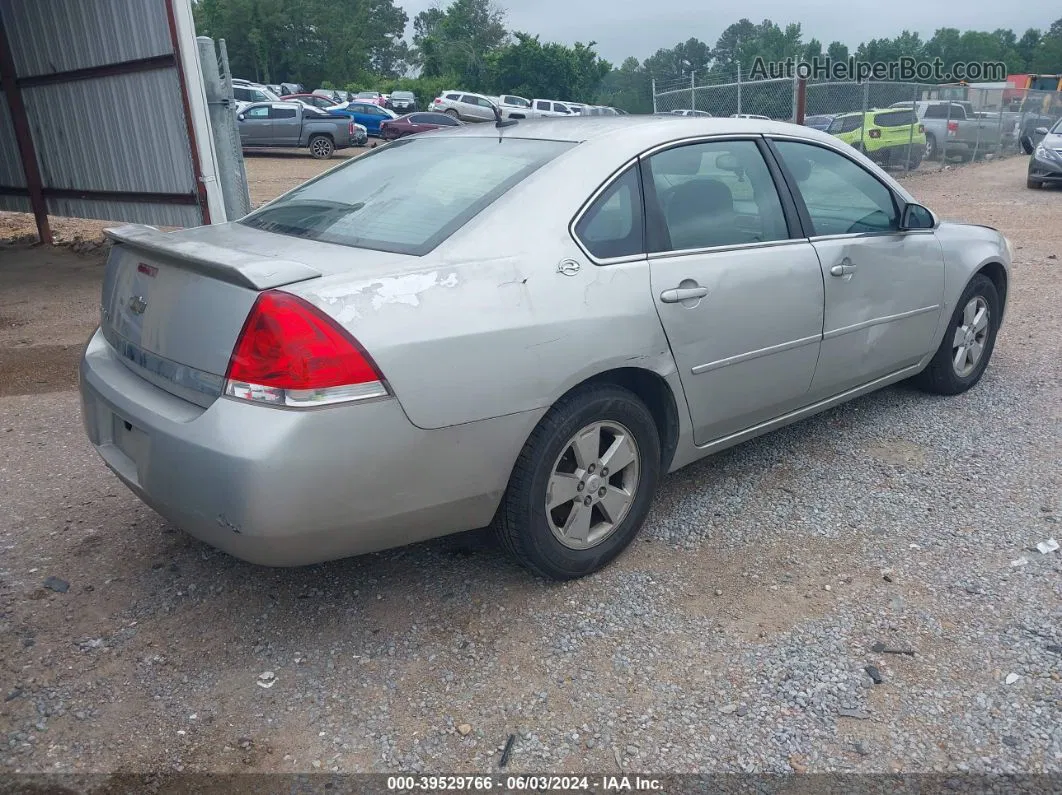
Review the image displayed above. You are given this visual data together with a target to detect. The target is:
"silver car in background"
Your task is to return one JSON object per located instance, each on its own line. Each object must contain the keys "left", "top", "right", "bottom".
{"left": 431, "top": 91, "right": 499, "bottom": 122}
{"left": 80, "top": 117, "right": 1011, "bottom": 580}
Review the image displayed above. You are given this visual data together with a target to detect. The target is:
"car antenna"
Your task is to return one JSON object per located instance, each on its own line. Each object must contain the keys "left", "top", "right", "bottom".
{"left": 492, "top": 102, "right": 518, "bottom": 130}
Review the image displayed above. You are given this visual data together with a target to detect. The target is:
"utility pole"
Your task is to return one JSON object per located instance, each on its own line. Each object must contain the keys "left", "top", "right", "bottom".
{"left": 197, "top": 36, "right": 251, "bottom": 220}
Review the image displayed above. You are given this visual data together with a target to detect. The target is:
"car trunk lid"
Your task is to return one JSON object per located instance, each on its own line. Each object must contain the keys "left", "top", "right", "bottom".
{"left": 99, "top": 223, "right": 411, "bottom": 407}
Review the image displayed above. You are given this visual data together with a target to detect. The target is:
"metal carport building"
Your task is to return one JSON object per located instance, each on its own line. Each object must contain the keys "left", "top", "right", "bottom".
{"left": 0, "top": 0, "right": 224, "bottom": 244}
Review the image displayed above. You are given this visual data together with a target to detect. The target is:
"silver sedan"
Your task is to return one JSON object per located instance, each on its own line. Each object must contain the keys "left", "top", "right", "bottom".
{"left": 80, "top": 116, "right": 1011, "bottom": 580}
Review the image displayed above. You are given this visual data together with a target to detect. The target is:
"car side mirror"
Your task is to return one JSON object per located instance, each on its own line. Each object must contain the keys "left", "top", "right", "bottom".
{"left": 237, "top": 113, "right": 245, "bottom": 121}
{"left": 1034, "top": 126, "right": 1049, "bottom": 135}
{"left": 900, "top": 202, "right": 935, "bottom": 231}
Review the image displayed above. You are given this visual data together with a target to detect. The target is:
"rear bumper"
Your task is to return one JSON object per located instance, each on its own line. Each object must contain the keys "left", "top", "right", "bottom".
{"left": 79, "top": 328, "right": 540, "bottom": 566}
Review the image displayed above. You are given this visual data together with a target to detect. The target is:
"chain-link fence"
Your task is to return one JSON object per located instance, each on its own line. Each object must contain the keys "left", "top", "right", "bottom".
{"left": 652, "top": 69, "right": 1062, "bottom": 173}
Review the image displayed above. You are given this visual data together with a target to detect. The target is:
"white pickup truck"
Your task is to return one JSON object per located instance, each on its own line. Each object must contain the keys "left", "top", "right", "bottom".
{"left": 491, "top": 96, "right": 578, "bottom": 119}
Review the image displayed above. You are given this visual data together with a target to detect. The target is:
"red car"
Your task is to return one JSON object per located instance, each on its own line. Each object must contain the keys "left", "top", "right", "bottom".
{"left": 379, "top": 112, "right": 463, "bottom": 140}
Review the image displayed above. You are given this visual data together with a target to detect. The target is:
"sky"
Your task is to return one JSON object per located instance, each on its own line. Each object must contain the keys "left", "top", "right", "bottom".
{"left": 397, "top": 0, "right": 1061, "bottom": 65}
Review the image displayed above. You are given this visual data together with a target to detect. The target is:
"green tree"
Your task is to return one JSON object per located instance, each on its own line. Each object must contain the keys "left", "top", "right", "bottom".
{"left": 1031, "top": 18, "right": 1062, "bottom": 72}
{"left": 193, "top": 0, "right": 407, "bottom": 88}
{"left": 484, "top": 33, "right": 610, "bottom": 100}
{"left": 826, "top": 41, "right": 850, "bottom": 62}
{"left": 412, "top": 0, "right": 508, "bottom": 84}
{"left": 1017, "top": 29, "right": 1042, "bottom": 70}
{"left": 803, "top": 38, "right": 823, "bottom": 61}
{"left": 710, "top": 18, "right": 758, "bottom": 75}
{"left": 641, "top": 37, "right": 712, "bottom": 87}
{"left": 597, "top": 56, "right": 652, "bottom": 113}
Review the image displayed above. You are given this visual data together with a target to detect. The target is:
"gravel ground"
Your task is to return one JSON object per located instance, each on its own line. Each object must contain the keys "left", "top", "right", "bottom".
{"left": 0, "top": 154, "right": 1059, "bottom": 783}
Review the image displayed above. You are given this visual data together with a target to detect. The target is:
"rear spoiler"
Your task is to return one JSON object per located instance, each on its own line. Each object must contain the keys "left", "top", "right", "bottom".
{"left": 104, "top": 224, "right": 322, "bottom": 291}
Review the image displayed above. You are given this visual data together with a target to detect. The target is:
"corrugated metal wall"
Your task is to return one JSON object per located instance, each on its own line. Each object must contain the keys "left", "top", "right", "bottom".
{"left": 2, "top": 0, "right": 173, "bottom": 77}
{"left": 0, "top": 0, "right": 206, "bottom": 228}
{"left": 24, "top": 73, "right": 196, "bottom": 197}
{"left": 0, "top": 88, "right": 30, "bottom": 212}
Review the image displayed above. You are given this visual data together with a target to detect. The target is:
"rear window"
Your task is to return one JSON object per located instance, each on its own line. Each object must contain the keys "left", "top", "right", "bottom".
{"left": 924, "top": 104, "right": 963, "bottom": 119}
{"left": 828, "top": 115, "right": 862, "bottom": 134}
{"left": 240, "top": 137, "right": 574, "bottom": 256}
{"left": 873, "top": 110, "right": 915, "bottom": 127}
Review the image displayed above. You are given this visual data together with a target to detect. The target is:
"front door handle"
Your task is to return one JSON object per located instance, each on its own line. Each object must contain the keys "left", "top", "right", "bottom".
{"left": 830, "top": 258, "right": 857, "bottom": 277}
{"left": 660, "top": 286, "right": 709, "bottom": 303}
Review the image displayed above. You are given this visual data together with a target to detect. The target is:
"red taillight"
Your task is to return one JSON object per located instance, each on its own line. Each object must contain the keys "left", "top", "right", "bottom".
{"left": 433, "top": 98, "right": 441, "bottom": 104}
{"left": 947, "top": 121, "right": 958, "bottom": 133}
{"left": 918, "top": 124, "right": 925, "bottom": 134}
{"left": 348, "top": 121, "right": 355, "bottom": 135}
{"left": 224, "top": 291, "right": 387, "bottom": 407}
{"left": 868, "top": 128, "right": 881, "bottom": 139}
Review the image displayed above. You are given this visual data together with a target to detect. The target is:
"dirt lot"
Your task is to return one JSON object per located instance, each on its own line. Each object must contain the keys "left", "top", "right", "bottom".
{"left": 0, "top": 154, "right": 1060, "bottom": 784}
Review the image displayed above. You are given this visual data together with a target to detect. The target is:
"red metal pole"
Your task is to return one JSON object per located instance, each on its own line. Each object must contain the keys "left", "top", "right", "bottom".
{"left": 795, "top": 77, "right": 807, "bottom": 126}
{"left": 0, "top": 18, "right": 52, "bottom": 244}
{"left": 164, "top": 0, "right": 211, "bottom": 225}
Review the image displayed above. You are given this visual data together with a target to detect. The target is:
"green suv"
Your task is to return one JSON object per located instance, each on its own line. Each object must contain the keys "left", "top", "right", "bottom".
{"left": 827, "top": 109, "right": 926, "bottom": 168}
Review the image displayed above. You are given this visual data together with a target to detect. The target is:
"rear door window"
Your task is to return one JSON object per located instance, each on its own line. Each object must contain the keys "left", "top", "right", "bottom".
{"left": 241, "top": 137, "right": 575, "bottom": 256}
{"left": 270, "top": 106, "right": 297, "bottom": 119}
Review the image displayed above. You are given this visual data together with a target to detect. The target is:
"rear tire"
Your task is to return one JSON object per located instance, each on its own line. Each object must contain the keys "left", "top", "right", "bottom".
{"left": 496, "top": 384, "right": 661, "bottom": 580}
{"left": 924, "top": 134, "right": 938, "bottom": 160}
{"left": 1027, "top": 177, "right": 1042, "bottom": 189}
{"left": 912, "top": 273, "right": 1000, "bottom": 396}
{"left": 445, "top": 109, "right": 459, "bottom": 119}
{"left": 308, "top": 134, "right": 334, "bottom": 159}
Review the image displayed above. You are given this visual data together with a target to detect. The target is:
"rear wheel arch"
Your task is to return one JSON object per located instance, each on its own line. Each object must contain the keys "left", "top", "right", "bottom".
{"left": 494, "top": 366, "right": 682, "bottom": 517}
{"left": 557, "top": 367, "right": 681, "bottom": 473}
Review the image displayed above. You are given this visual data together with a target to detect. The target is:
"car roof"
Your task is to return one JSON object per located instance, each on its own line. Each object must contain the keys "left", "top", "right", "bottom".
{"left": 424, "top": 114, "right": 851, "bottom": 153}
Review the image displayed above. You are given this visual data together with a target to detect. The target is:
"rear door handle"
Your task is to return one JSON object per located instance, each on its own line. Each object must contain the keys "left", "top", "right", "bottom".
{"left": 830, "top": 258, "right": 857, "bottom": 277}
{"left": 660, "top": 286, "right": 709, "bottom": 303}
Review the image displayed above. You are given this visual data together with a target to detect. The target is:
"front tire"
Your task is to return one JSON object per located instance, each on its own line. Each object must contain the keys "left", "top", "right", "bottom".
{"left": 496, "top": 384, "right": 661, "bottom": 580}
{"left": 912, "top": 274, "right": 1000, "bottom": 396}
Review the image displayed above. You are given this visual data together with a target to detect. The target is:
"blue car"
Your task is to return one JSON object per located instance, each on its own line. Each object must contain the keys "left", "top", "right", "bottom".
{"left": 326, "top": 101, "right": 398, "bottom": 136}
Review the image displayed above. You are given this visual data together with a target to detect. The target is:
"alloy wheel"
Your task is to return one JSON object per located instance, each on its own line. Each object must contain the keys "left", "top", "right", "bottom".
{"left": 545, "top": 421, "right": 640, "bottom": 550}
{"left": 952, "top": 296, "right": 990, "bottom": 377}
